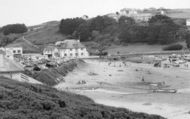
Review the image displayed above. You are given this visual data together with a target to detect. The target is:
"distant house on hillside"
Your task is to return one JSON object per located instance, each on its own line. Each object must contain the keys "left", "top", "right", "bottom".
{"left": 107, "top": 8, "right": 154, "bottom": 22}
{"left": 43, "top": 39, "right": 89, "bottom": 59}
{"left": 186, "top": 19, "right": 190, "bottom": 26}
{"left": 135, "top": 13, "right": 153, "bottom": 22}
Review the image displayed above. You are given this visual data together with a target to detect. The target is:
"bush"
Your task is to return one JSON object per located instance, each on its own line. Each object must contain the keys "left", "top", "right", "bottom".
{"left": 0, "top": 78, "right": 165, "bottom": 119}
{"left": 163, "top": 44, "right": 183, "bottom": 51}
{"left": 1, "top": 24, "right": 27, "bottom": 35}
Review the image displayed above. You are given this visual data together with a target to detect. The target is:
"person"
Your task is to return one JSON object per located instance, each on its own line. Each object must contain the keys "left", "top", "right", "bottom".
{"left": 141, "top": 76, "right": 145, "bottom": 82}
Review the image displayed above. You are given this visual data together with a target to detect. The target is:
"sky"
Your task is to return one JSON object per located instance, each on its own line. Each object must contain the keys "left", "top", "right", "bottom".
{"left": 0, "top": 0, "right": 190, "bottom": 26}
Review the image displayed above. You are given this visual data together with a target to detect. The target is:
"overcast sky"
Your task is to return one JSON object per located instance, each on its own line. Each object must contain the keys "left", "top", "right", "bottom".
{"left": 0, "top": 0, "right": 189, "bottom": 26}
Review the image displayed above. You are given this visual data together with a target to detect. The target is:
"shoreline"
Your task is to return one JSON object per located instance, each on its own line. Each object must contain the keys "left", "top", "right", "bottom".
{"left": 74, "top": 88, "right": 190, "bottom": 119}
{"left": 56, "top": 59, "right": 190, "bottom": 119}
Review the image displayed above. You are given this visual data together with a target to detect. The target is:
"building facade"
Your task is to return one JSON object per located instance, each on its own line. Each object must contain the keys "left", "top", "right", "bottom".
{"left": 186, "top": 19, "right": 190, "bottom": 26}
{"left": 43, "top": 39, "right": 89, "bottom": 59}
{"left": 0, "top": 47, "right": 23, "bottom": 59}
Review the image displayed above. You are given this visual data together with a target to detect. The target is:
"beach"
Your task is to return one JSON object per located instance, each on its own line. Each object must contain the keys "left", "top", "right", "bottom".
{"left": 56, "top": 59, "right": 190, "bottom": 119}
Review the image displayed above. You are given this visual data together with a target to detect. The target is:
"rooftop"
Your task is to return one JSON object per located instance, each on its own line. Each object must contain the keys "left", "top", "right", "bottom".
{"left": 0, "top": 55, "right": 24, "bottom": 73}
{"left": 57, "top": 39, "right": 86, "bottom": 49}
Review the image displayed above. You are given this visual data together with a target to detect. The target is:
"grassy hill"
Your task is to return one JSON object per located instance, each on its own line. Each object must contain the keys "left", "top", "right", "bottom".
{"left": 166, "top": 9, "right": 190, "bottom": 19}
{"left": 0, "top": 77, "right": 165, "bottom": 119}
{"left": 24, "top": 21, "right": 66, "bottom": 45}
{"left": 7, "top": 36, "right": 41, "bottom": 53}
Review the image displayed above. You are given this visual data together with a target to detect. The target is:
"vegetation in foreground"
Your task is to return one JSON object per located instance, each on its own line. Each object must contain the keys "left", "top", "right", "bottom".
{"left": 0, "top": 77, "right": 165, "bottom": 119}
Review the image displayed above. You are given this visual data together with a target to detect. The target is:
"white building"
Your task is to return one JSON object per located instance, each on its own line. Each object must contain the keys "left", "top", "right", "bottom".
{"left": 186, "top": 19, "right": 190, "bottom": 26}
{"left": 0, "top": 46, "right": 23, "bottom": 59}
{"left": 43, "top": 39, "right": 89, "bottom": 59}
{"left": 43, "top": 44, "right": 59, "bottom": 58}
{"left": 23, "top": 53, "right": 47, "bottom": 61}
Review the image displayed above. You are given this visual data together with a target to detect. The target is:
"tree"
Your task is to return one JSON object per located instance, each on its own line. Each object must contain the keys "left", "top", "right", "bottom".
{"left": 75, "top": 21, "right": 91, "bottom": 41}
{"left": 148, "top": 15, "right": 174, "bottom": 25}
{"left": 147, "top": 15, "right": 181, "bottom": 44}
{"left": 1, "top": 24, "right": 27, "bottom": 35}
{"left": 59, "top": 18, "right": 85, "bottom": 35}
{"left": 0, "top": 34, "right": 19, "bottom": 47}
{"left": 94, "top": 34, "right": 112, "bottom": 57}
{"left": 89, "top": 16, "right": 116, "bottom": 33}
{"left": 185, "top": 31, "right": 190, "bottom": 49}
{"left": 118, "top": 16, "right": 135, "bottom": 26}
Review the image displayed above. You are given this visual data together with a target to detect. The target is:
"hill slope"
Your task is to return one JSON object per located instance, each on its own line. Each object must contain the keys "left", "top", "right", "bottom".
{"left": 7, "top": 36, "right": 41, "bottom": 53}
{"left": 0, "top": 77, "right": 164, "bottom": 119}
{"left": 25, "top": 21, "right": 66, "bottom": 45}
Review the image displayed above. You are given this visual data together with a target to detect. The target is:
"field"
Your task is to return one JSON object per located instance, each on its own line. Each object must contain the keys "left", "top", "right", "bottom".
{"left": 56, "top": 59, "right": 190, "bottom": 119}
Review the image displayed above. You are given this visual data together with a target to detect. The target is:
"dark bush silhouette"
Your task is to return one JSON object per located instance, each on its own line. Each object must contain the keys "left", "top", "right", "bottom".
{"left": 163, "top": 44, "right": 183, "bottom": 51}
{"left": 1, "top": 24, "right": 27, "bottom": 35}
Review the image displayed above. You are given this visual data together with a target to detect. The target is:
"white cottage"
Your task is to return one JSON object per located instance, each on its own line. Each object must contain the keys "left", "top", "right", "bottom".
{"left": 43, "top": 39, "right": 89, "bottom": 59}
{"left": 0, "top": 46, "right": 23, "bottom": 59}
{"left": 57, "top": 39, "right": 89, "bottom": 58}
{"left": 186, "top": 19, "right": 190, "bottom": 26}
{"left": 43, "top": 44, "right": 59, "bottom": 58}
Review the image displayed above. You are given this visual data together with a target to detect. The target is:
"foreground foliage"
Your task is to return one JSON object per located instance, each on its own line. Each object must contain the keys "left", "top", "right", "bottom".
{"left": 0, "top": 77, "right": 165, "bottom": 119}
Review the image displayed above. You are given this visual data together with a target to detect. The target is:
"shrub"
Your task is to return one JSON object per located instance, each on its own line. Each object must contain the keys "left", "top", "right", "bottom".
{"left": 1, "top": 24, "right": 27, "bottom": 35}
{"left": 163, "top": 44, "right": 183, "bottom": 51}
{"left": 0, "top": 78, "right": 165, "bottom": 119}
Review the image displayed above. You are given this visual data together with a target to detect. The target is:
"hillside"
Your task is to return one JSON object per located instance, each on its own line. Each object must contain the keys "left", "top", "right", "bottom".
{"left": 24, "top": 21, "right": 66, "bottom": 45}
{"left": 167, "top": 9, "right": 190, "bottom": 19}
{"left": 7, "top": 8, "right": 190, "bottom": 53}
{"left": 7, "top": 36, "right": 41, "bottom": 53}
{"left": 0, "top": 77, "right": 165, "bottom": 119}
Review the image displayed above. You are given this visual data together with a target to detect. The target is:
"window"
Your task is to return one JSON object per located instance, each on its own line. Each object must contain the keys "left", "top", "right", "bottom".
{"left": 64, "top": 54, "right": 67, "bottom": 56}
{"left": 17, "top": 50, "right": 21, "bottom": 53}
{"left": 75, "top": 53, "right": 78, "bottom": 56}
{"left": 81, "top": 53, "right": 84, "bottom": 56}
{"left": 70, "top": 49, "right": 72, "bottom": 51}
{"left": 70, "top": 53, "right": 72, "bottom": 56}
{"left": 81, "top": 48, "right": 84, "bottom": 50}
{"left": 13, "top": 50, "right": 16, "bottom": 53}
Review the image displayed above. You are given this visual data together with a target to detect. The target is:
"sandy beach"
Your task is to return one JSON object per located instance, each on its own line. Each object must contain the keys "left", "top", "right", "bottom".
{"left": 56, "top": 59, "right": 190, "bottom": 119}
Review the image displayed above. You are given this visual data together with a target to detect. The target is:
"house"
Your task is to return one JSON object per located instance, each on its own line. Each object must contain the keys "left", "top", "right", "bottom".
{"left": 186, "top": 19, "right": 190, "bottom": 26}
{"left": 0, "top": 46, "right": 23, "bottom": 59}
{"left": 23, "top": 53, "right": 47, "bottom": 61}
{"left": 0, "top": 50, "right": 41, "bottom": 84}
{"left": 135, "top": 13, "right": 153, "bottom": 22}
{"left": 43, "top": 39, "right": 89, "bottom": 59}
{"left": 57, "top": 39, "right": 89, "bottom": 58}
{"left": 43, "top": 44, "right": 59, "bottom": 58}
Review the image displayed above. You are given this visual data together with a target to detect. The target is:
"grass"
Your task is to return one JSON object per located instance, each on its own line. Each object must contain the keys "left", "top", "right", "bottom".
{"left": 0, "top": 77, "right": 165, "bottom": 119}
